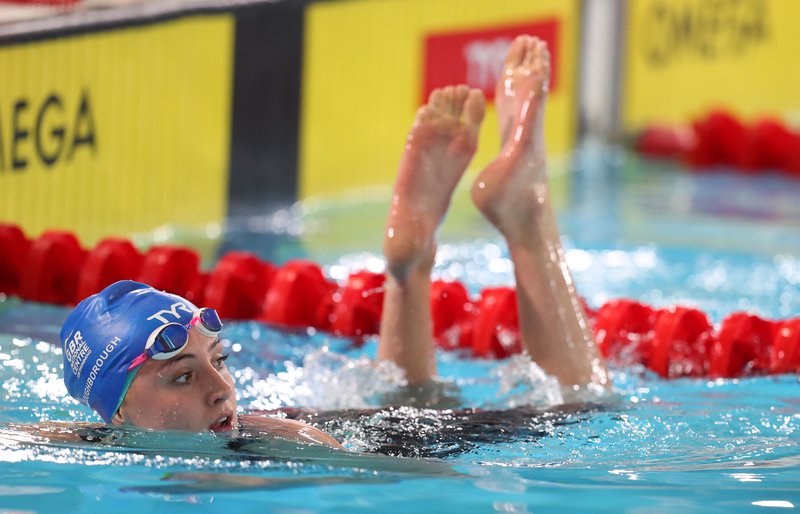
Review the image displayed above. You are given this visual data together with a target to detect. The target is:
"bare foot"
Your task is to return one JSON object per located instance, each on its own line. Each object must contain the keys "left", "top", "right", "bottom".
{"left": 385, "top": 85, "right": 486, "bottom": 279}
{"left": 470, "top": 36, "right": 608, "bottom": 389}
{"left": 471, "top": 36, "right": 551, "bottom": 242}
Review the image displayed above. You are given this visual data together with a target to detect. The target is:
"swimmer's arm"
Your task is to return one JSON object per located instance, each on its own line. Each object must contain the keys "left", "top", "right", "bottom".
{"left": 0, "top": 421, "right": 107, "bottom": 444}
{"left": 238, "top": 414, "right": 344, "bottom": 450}
{"left": 235, "top": 415, "right": 461, "bottom": 477}
{"left": 225, "top": 433, "right": 462, "bottom": 477}
{"left": 8, "top": 417, "right": 342, "bottom": 449}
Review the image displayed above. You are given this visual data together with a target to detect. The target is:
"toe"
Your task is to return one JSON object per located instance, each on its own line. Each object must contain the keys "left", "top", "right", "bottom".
{"left": 538, "top": 39, "right": 551, "bottom": 62}
{"left": 523, "top": 38, "right": 537, "bottom": 67}
{"left": 530, "top": 39, "right": 551, "bottom": 87}
{"left": 464, "top": 89, "right": 486, "bottom": 130}
{"left": 530, "top": 38, "right": 549, "bottom": 65}
{"left": 429, "top": 88, "right": 444, "bottom": 112}
{"left": 504, "top": 35, "right": 528, "bottom": 70}
{"left": 454, "top": 85, "right": 469, "bottom": 116}
{"left": 415, "top": 105, "right": 433, "bottom": 124}
{"left": 442, "top": 86, "right": 456, "bottom": 115}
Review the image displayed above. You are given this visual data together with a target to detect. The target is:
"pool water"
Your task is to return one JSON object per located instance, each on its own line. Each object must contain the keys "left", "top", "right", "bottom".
{"left": 0, "top": 144, "right": 798, "bottom": 513}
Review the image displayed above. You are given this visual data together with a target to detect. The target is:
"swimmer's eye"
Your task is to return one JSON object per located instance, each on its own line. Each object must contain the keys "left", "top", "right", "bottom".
{"left": 175, "top": 371, "right": 193, "bottom": 384}
{"left": 215, "top": 354, "right": 230, "bottom": 370}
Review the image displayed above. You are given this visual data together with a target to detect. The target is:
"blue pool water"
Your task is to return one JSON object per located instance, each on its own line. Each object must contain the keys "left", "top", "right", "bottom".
{"left": 0, "top": 145, "right": 798, "bottom": 513}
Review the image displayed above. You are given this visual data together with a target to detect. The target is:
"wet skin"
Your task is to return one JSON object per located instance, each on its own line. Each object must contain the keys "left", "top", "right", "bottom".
{"left": 378, "top": 35, "right": 608, "bottom": 388}
{"left": 112, "top": 329, "right": 239, "bottom": 432}
{"left": 111, "top": 329, "right": 344, "bottom": 448}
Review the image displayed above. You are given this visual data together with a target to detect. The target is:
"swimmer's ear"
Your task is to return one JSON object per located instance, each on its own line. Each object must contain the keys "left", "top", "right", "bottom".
{"left": 110, "top": 410, "right": 125, "bottom": 426}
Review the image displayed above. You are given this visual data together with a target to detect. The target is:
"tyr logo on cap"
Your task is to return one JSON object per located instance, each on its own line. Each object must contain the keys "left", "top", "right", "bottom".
{"left": 146, "top": 302, "right": 194, "bottom": 324}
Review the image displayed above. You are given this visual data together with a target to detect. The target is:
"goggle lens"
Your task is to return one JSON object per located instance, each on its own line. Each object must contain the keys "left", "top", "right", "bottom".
{"left": 197, "top": 308, "right": 223, "bottom": 334}
{"left": 147, "top": 323, "right": 189, "bottom": 360}
{"left": 128, "top": 307, "right": 223, "bottom": 371}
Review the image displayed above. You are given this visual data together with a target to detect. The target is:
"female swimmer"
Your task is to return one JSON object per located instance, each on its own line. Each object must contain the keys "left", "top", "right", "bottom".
{"left": 57, "top": 36, "right": 608, "bottom": 451}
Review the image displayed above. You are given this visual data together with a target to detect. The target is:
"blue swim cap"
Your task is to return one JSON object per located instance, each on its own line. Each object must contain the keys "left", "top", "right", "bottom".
{"left": 60, "top": 280, "right": 198, "bottom": 422}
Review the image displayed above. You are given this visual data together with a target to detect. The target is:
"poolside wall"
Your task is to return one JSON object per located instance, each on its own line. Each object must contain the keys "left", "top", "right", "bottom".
{"left": 297, "top": 0, "right": 581, "bottom": 199}
{"left": 621, "top": 0, "right": 800, "bottom": 131}
{"left": 0, "top": 1, "right": 311, "bottom": 246}
{"left": 0, "top": 0, "right": 579, "bottom": 246}
{"left": 2, "top": 0, "right": 798, "bottom": 246}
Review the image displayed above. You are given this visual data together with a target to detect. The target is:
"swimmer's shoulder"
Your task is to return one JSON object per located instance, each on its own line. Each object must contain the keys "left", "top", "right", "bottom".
{"left": 2, "top": 421, "right": 119, "bottom": 445}
{"left": 238, "top": 412, "right": 344, "bottom": 450}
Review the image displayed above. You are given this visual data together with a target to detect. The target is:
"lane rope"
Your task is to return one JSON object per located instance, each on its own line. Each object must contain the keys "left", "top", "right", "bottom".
{"left": 1, "top": 223, "right": 797, "bottom": 377}
{"left": 636, "top": 109, "right": 800, "bottom": 176}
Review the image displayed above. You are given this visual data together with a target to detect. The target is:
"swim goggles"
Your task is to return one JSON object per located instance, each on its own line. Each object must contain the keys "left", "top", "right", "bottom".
{"left": 127, "top": 308, "right": 223, "bottom": 371}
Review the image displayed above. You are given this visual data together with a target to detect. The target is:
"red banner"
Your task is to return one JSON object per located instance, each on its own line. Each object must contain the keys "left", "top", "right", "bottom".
{"left": 423, "top": 19, "right": 560, "bottom": 103}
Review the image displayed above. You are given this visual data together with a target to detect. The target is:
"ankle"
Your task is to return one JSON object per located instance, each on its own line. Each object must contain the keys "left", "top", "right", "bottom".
{"left": 487, "top": 191, "right": 555, "bottom": 242}
{"left": 384, "top": 245, "right": 435, "bottom": 286}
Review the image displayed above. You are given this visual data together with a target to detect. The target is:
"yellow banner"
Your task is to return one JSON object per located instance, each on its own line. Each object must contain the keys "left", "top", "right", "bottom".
{"left": 0, "top": 15, "right": 234, "bottom": 245}
{"left": 624, "top": 0, "right": 800, "bottom": 129}
{"left": 299, "top": 0, "right": 579, "bottom": 199}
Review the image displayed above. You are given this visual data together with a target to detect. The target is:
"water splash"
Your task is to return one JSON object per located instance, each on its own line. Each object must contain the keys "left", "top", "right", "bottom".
{"left": 240, "top": 347, "right": 407, "bottom": 411}
{"left": 490, "top": 354, "right": 563, "bottom": 408}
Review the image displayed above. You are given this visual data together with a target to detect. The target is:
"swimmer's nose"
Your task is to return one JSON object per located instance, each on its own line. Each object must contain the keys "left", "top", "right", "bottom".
{"left": 206, "top": 367, "right": 233, "bottom": 406}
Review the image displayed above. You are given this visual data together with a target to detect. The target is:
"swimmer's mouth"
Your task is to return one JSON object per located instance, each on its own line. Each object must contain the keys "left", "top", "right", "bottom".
{"left": 209, "top": 413, "right": 234, "bottom": 433}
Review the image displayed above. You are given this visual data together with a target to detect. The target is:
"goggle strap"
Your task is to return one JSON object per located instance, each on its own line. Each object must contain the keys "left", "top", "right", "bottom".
{"left": 127, "top": 353, "right": 149, "bottom": 371}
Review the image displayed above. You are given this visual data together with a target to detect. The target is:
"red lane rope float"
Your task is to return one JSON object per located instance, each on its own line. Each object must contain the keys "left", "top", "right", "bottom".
{"left": 431, "top": 280, "right": 475, "bottom": 351}
{"left": 138, "top": 245, "right": 201, "bottom": 300}
{"left": 0, "top": 223, "right": 798, "bottom": 378}
{"left": 709, "top": 313, "right": 775, "bottom": 378}
{"left": 76, "top": 239, "right": 143, "bottom": 302}
{"left": 329, "top": 270, "right": 385, "bottom": 338}
{"left": 650, "top": 307, "right": 713, "bottom": 379}
{"left": 261, "top": 260, "right": 336, "bottom": 329}
{"left": 0, "top": 225, "right": 29, "bottom": 297}
{"left": 635, "top": 109, "right": 800, "bottom": 176}
{"left": 19, "top": 231, "right": 86, "bottom": 305}
{"left": 204, "top": 252, "right": 276, "bottom": 320}
{"left": 595, "top": 299, "right": 657, "bottom": 364}
{"left": 772, "top": 319, "right": 800, "bottom": 374}
{"left": 471, "top": 287, "right": 520, "bottom": 359}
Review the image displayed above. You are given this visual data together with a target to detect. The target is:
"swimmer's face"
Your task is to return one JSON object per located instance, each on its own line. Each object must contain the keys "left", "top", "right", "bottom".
{"left": 111, "top": 329, "right": 238, "bottom": 433}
